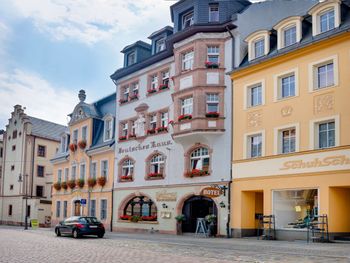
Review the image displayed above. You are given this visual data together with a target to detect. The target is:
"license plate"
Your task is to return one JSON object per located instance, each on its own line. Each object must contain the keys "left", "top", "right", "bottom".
{"left": 90, "top": 225, "right": 98, "bottom": 228}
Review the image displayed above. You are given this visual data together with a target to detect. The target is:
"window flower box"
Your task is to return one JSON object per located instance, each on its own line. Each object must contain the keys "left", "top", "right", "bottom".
{"left": 147, "top": 129, "right": 156, "bottom": 135}
{"left": 178, "top": 114, "right": 192, "bottom": 122}
{"left": 147, "top": 89, "right": 157, "bottom": 94}
{"left": 185, "top": 169, "right": 209, "bottom": 178}
{"left": 76, "top": 178, "right": 85, "bottom": 188}
{"left": 148, "top": 172, "right": 163, "bottom": 179}
{"left": 61, "top": 181, "right": 68, "bottom": 190}
{"left": 156, "top": 126, "right": 168, "bottom": 133}
{"left": 120, "top": 215, "right": 131, "bottom": 221}
{"left": 69, "top": 143, "right": 77, "bottom": 152}
{"left": 119, "top": 98, "right": 128, "bottom": 104}
{"left": 129, "top": 94, "right": 138, "bottom": 101}
{"left": 87, "top": 178, "right": 96, "bottom": 188}
{"left": 119, "top": 136, "right": 127, "bottom": 141}
{"left": 53, "top": 182, "right": 61, "bottom": 191}
{"left": 97, "top": 176, "right": 106, "bottom": 187}
{"left": 205, "top": 112, "right": 220, "bottom": 118}
{"left": 158, "top": 84, "right": 169, "bottom": 91}
{"left": 168, "top": 120, "right": 174, "bottom": 126}
{"left": 78, "top": 139, "right": 87, "bottom": 149}
{"left": 128, "top": 134, "right": 136, "bottom": 139}
{"left": 120, "top": 175, "right": 133, "bottom": 182}
{"left": 205, "top": 61, "right": 219, "bottom": 69}
{"left": 141, "top": 215, "right": 157, "bottom": 221}
{"left": 67, "top": 179, "right": 76, "bottom": 189}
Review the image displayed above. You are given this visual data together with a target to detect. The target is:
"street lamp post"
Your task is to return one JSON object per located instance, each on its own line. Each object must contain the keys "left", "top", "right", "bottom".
{"left": 18, "top": 174, "right": 29, "bottom": 230}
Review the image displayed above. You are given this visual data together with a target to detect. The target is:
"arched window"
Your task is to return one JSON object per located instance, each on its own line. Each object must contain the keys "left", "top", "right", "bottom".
{"left": 190, "top": 147, "right": 209, "bottom": 172}
{"left": 147, "top": 153, "right": 165, "bottom": 179}
{"left": 122, "top": 196, "right": 157, "bottom": 221}
{"left": 120, "top": 158, "right": 134, "bottom": 182}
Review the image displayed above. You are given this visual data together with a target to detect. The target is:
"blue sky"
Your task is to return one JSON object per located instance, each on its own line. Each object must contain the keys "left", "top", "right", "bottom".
{"left": 0, "top": 0, "right": 173, "bottom": 128}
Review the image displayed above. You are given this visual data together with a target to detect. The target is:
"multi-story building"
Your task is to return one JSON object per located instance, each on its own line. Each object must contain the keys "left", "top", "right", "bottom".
{"left": 0, "top": 105, "right": 66, "bottom": 226}
{"left": 110, "top": 0, "right": 250, "bottom": 235}
{"left": 51, "top": 90, "right": 116, "bottom": 229}
{"left": 230, "top": 0, "right": 350, "bottom": 240}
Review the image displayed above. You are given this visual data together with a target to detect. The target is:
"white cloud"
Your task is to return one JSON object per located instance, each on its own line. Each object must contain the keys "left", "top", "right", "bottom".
{"left": 10, "top": 0, "right": 172, "bottom": 45}
{"left": 0, "top": 69, "right": 77, "bottom": 128}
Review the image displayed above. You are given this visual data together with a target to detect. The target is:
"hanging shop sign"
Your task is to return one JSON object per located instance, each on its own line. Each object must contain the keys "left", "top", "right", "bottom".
{"left": 201, "top": 187, "right": 222, "bottom": 198}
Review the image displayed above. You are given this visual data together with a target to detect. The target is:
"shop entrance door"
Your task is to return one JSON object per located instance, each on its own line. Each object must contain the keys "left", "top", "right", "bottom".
{"left": 74, "top": 200, "right": 81, "bottom": 216}
{"left": 182, "top": 196, "right": 217, "bottom": 233}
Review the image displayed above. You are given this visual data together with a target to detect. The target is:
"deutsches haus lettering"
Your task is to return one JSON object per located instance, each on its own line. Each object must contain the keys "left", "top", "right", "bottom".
{"left": 118, "top": 140, "right": 173, "bottom": 154}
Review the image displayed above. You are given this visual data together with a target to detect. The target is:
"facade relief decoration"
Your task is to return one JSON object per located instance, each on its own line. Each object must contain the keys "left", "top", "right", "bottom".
{"left": 247, "top": 110, "right": 262, "bottom": 128}
{"left": 281, "top": 106, "right": 293, "bottom": 117}
{"left": 314, "top": 93, "right": 334, "bottom": 115}
{"left": 156, "top": 190, "right": 177, "bottom": 202}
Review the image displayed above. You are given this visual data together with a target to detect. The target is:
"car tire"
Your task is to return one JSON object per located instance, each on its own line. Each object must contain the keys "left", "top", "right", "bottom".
{"left": 97, "top": 233, "right": 104, "bottom": 238}
{"left": 56, "top": 229, "right": 61, "bottom": 237}
{"left": 72, "top": 229, "right": 79, "bottom": 239}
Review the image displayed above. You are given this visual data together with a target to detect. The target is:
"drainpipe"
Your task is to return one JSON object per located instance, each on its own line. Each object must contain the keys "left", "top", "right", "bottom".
{"left": 30, "top": 136, "right": 36, "bottom": 198}
{"left": 110, "top": 163, "right": 114, "bottom": 232}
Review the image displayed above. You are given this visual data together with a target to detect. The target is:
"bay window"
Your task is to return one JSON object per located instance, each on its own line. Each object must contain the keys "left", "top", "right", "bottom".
{"left": 181, "top": 97, "right": 193, "bottom": 115}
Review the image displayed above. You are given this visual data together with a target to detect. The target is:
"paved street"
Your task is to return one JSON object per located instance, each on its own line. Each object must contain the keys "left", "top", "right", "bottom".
{"left": 0, "top": 226, "right": 350, "bottom": 263}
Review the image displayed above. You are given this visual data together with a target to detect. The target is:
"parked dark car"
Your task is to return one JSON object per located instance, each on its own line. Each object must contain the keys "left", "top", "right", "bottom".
{"left": 55, "top": 216, "right": 105, "bottom": 238}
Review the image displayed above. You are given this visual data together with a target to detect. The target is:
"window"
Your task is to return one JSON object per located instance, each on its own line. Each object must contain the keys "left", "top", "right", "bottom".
{"left": 58, "top": 169, "right": 62, "bottom": 182}
{"left": 123, "top": 196, "right": 157, "bottom": 218}
{"left": 91, "top": 162, "right": 97, "bottom": 179}
{"left": 11, "top": 165, "right": 15, "bottom": 171}
{"left": 56, "top": 201, "right": 61, "bottom": 218}
{"left": 320, "top": 9, "right": 335, "bottom": 33}
{"left": 100, "top": 200, "right": 107, "bottom": 220}
{"left": 10, "top": 185, "right": 14, "bottom": 190}
{"left": 127, "top": 52, "right": 136, "bottom": 66}
{"left": 80, "top": 163, "right": 86, "bottom": 180}
{"left": 161, "top": 112, "right": 168, "bottom": 127}
{"left": 248, "top": 84, "right": 262, "bottom": 107}
{"left": 26, "top": 205, "right": 31, "bottom": 217}
{"left": 101, "top": 160, "right": 108, "bottom": 178}
{"left": 281, "top": 128, "right": 296, "bottom": 154}
{"left": 182, "top": 51, "right": 194, "bottom": 71}
{"left": 64, "top": 168, "right": 69, "bottom": 182}
{"left": 37, "top": 145, "right": 46, "bottom": 157}
{"left": 207, "top": 46, "right": 219, "bottom": 64}
{"left": 162, "top": 71, "right": 169, "bottom": 86}
{"left": 73, "top": 129, "right": 78, "bottom": 144}
{"left": 284, "top": 26, "right": 296, "bottom": 47}
{"left": 121, "top": 122, "right": 128, "bottom": 137}
{"left": 150, "top": 115, "right": 157, "bottom": 130}
{"left": 63, "top": 201, "right": 67, "bottom": 218}
{"left": 61, "top": 136, "right": 67, "bottom": 152}
{"left": 131, "top": 120, "right": 137, "bottom": 135}
{"left": 182, "top": 11, "right": 194, "bottom": 29}
{"left": 8, "top": 205, "right": 12, "bottom": 216}
{"left": 150, "top": 154, "right": 165, "bottom": 174}
{"left": 82, "top": 126, "right": 87, "bottom": 141}
{"left": 254, "top": 39, "right": 265, "bottom": 58}
{"left": 12, "top": 145, "right": 16, "bottom": 151}
{"left": 0, "top": 147, "right": 2, "bottom": 158}
{"left": 36, "top": 185, "right": 44, "bottom": 197}
{"left": 190, "top": 147, "right": 210, "bottom": 172}
{"left": 206, "top": 94, "right": 219, "bottom": 113}
{"left": 123, "top": 85, "right": 129, "bottom": 100}
{"left": 71, "top": 165, "right": 77, "bottom": 180}
{"left": 104, "top": 118, "right": 113, "bottom": 141}
{"left": 37, "top": 165, "right": 45, "bottom": 177}
{"left": 151, "top": 74, "right": 158, "bottom": 90}
{"left": 209, "top": 4, "right": 219, "bottom": 22}
{"left": 122, "top": 159, "right": 134, "bottom": 176}
{"left": 155, "top": 37, "right": 166, "bottom": 53}
{"left": 131, "top": 83, "right": 139, "bottom": 96}
{"left": 90, "top": 200, "right": 96, "bottom": 217}
{"left": 281, "top": 74, "right": 295, "bottom": 98}
{"left": 317, "top": 63, "right": 334, "bottom": 89}
{"left": 12, "top": 130, "right": 17, "bottom": 139}
{"left": 248, "top": 134, "right": 262, "bottom": 158}
{"left": 318, "top": 121, "right": 335, "bottom": 149}
{"left": 181, "top": 97, "right": 193, "bottom": 115}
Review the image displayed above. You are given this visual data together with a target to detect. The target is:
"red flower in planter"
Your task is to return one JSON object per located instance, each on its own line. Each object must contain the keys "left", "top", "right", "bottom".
{"left": 97, "top": 176, "right": 106, "bottom": 187}
{"left": 205, "top": 61, "right": 219, "bottom": 68}
{"left": 148, "top": 172, "right": 163, "bottom": 178}
{"left": 78, "top": 140, "right": 87, "bottom": 149}
{"left": 205, "top": 112, "right": 220, "bottom": 118}
{"left": 69, "top": 143, "right": 77, "bottom": 152}
{"left": 120, "top": 215, "right": 131, "bottom": 220}
{"left": 185, "top": 169, "right": 209, "bottom": 178}
{"left": 119, "top": 98, "right": 128, "bottom": 104}
{"left": 147, "top": 129, "right": 156, "bottom": 135}
{"left": 87, "top": 178, "right": 97, "bottom": 188}
{"left": 76, "top": 179, "right": 85, "bottom": 188}
{"left": 61, "top": 181, "right": 68, "bottom": 190}
{"left": 67, "top": 179, "right": 76, "bottom": 189}
{"left": 128, "top": 133, "right": 136, "bottom": 139}
{"left": 129, "top": 94, "right": 138, "bottom": 101}
{"left": 120, "top": 175, "right": 132, "bottom": 181}
{"left": 158, "top": 84, "right": 169, "bottom": 91}
{"left": 178, "top": 114, "right": 192, "bottom": 121}
{"left": 147, "top": 88, "right": 157, "bottom": 94}
{"left": 141, "top": 215, "right": 157, "bottom": 221}
{"left": 53, "top": 182, "right": 61, "bottom": 191}
{"left": 156, "top": 126, "right": 168, "bottom": 133}
{"left": 119, "top": 136, "right": 127, "bottom": 141}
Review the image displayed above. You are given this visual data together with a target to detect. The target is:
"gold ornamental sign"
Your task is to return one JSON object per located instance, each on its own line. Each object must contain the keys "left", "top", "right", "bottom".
{"left": 201, "top": 187, "right": 222, "bottom": 198}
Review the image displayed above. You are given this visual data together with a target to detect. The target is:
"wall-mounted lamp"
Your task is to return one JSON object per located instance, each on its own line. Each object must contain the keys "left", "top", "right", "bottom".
{"left": 162, "top": 203, "right": 168, "bottom": 209}
{"left": 219, "top": 201, "right": 225, "bottom": 208}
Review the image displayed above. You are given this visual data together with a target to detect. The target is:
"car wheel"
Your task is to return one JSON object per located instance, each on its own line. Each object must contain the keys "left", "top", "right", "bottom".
{"left": 72, "top": 229, "right": 79, "bottom": 239}
{"left": 56, "top": 229, "right": 61, "bottom": 237}
{"left": 97, "top": 233, "right": 104, "bottom": 238}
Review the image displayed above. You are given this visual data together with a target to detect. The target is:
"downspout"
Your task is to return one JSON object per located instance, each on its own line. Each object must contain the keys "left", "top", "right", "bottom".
{"left": 110, "top": 158, "right": 114, "bottom": 232}
{"left": 30, "top": 136, "right": 36, "bottom": 198}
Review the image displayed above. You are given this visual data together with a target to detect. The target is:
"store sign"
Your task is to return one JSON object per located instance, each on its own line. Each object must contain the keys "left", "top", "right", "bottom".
{"left": 156, "top": 190, "right": 177, "bottom": 201}
{"left": 118, "top": 140, "right": 173, "bottom": 154}
{"left": 280, "top": 155, "right": 350, "bottom": 170}
{"left": 201, "top": 187, "right": 222, "bottom": 198}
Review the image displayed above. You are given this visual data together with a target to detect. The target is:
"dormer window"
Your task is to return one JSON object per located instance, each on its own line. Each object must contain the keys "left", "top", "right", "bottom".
{"left": 245, "top": 30, "right": 270, "bottom": 61}
{"left": 104, "top": 117, "right": 113, "bottom": 141}
{"left": 309, "top": 0, "right": 341, "bottom": 37}
{"left": 155, "top": 37, "right": 166, "bottom": 53}
{"left": 61, "top": 135, "right": 68, "bottom": 152}
{"left": 284, "top": 26, "right": 296, "bottom": 47}
{"left": 209, "top": 4, "right": 219, "bottom": 22}
{"left": 127, "top": 52, "right": 136, "bottom": 66}
{"left": 254, "top": 38, "right": 265, "bottom": 58}
{"left": 274, "top": 16, "right": 303, "bottom": 50}
{"left": 182, "top": 11, "right": 194, "bottom": 29}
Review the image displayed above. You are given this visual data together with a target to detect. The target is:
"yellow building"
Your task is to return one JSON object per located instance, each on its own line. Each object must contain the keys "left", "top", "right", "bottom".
{"left": 230, "top": 0, "right": 350, "bottom": 240}
{"left": 51, "top": 90, "right": 116, "bottom": 229}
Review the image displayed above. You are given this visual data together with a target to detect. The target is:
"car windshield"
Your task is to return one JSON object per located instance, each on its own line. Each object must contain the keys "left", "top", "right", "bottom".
{"left": 79, "top": 217, "right": 100, "bottom": 223}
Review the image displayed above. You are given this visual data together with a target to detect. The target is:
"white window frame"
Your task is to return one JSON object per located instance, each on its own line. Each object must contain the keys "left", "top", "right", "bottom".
{"left": 206, "top": 93, "right": 219, "bottom": 113}
{"left": 71, "top": 164, "right": 77, "bottom": 180}
{"left": 127, "top": 52, "right": 136, "bottom": 66}
{"left": 150, "top": 154, "right": 165, "bottom": 174}
{"left": 246, "top": 30, "right": 270, "bottom": 61}
{"left": 80, "top": 163, "right": 86, "bottom": 180}
{"left": 73, "top": 129, "right": 78, "bottom": 144}
{"left": 273, "top": 68, "right": 299, "bottom": 102}
{"left": 122, "top": 159, "right": 134, "bottom": 176}
{"left": 243, "top": 130, "right": 265, "bottom": 159}
{"left": 155, "top": 37, "right": 166, "bottom": 53}
{"left": 182, "top": 11, "right": 194, "bottom": 29}
{"left": 151, "top": 74, "right": 158, "bottom": 90}
{"left": 121, "top": 122, "right": 128, "bottom": 137}
{"left": 90, "top": 199, "right": 96, "bottom": 217}
{"left": 123, "top": 85, "right": 129, "bottom": 100}
{"left": 61, "top": 135, "right": 68, "bottom": 152}
{"left": 150, "top": 115, "right": 157, "bottom": 130}
{"left": 161, "top": 112, "right": 168, "bottom": 127}
{"left": 190, "top": 147, "right": 210, "bottom": 171}
{"left": 131, "top": 120, "right": 137, "bottom": 135}
{"left": 209, "top": 4, "right": 219, "bottom": 22}
{"left": 162, "top": 70, "right": 169, "bottom": 85}
{"left": 274, "top": 17, "right": 303, "bottom": 50}
{"left": 103, "top": 116, "right": 114, "bottom": 142}
{"left": 308, "top": 55, "right": 338, "bottom": 92}
{"left": 244, "top": 80, "right": 265, "bottom": 109}
{"left": 57, "top": 169, "right": 62, "bottom": 183}
{"left": 181, "top": 97, "right": 193, "bottom": 115}
{"left": 81, "top": 126, "right": 88, "bottom": 141}
{"left": 273, "top": 123, "right": 300, "bottom": 155}
{"left": 100, "top": 199, "right": 107, "bottom": 221}
{"left": 91, "top": 162, "right": 97, "bottom": 179}
{"left": 131, "top": 82, "right": 139, "bottom": 96}
{"left": 309, "top": 115, "right": 340, "bottom": 150}
{"left": 182, "top": 50, "right": 194, "bottom": 71}
{"left": 100, "top": 160, "right": 109, "bottom": 179}
{"left": 207, "top": 46, "right": 219, "bottom": 64}
{"left": 63, "top": 200, "right": 68, "bottom": 218}
{"left": 254, "top": 38, "right": 265, "bottom": 59}
{"left": 64, "top": 168, "right": 69, "bottom": 182}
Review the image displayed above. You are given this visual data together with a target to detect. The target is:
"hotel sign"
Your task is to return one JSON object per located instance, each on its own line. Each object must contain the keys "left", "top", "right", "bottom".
{"left": 201, "top": 187, "right": 222, "bottom": 198}
{"left": 118, "top": 140, "right": 173, "bottom": 154}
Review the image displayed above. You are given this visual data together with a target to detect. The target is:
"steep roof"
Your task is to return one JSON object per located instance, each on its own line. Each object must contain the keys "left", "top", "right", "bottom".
{"left": 28, "top": 116, "right": 67, "bottom": 142}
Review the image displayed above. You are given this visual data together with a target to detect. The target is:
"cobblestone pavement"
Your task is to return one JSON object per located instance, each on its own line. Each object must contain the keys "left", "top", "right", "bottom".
{"left": 1, "top": 226, "right": 350, "bottom": 263}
